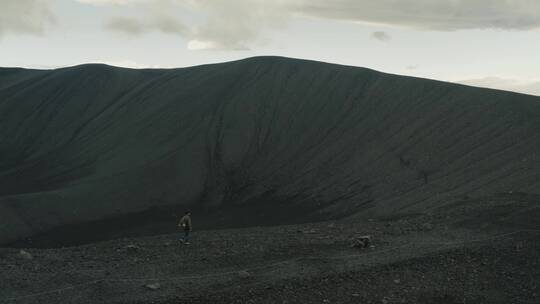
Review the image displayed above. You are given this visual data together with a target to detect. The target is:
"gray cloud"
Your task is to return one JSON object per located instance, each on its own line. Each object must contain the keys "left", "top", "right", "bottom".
{"left": 0, "top": 0, "right": 54, "bottom": 37}
{"left": 152, "top": 16, "right": 187, "bottom": 35}
{"left": 76, "top": 0, "right": 151, "bottom": 5}
{"left": 83, "top": 0, "right": 540, "bottom": 50}
{"left": 105, "top": 16, "right": 186, "bottom": 36}
{"left": 300, "top": 0, "right": 540, "bottom": 31}
{"left": 186, "top": 0, "right": 290, "bottom": 50}
{"left": 98, "top": 0, "right": 289, "bottom": 50}
{"left": 105, "top": 17, "right": 146, "bottom": 36}
{"left": 371, "top": 31, "right": 391, "bottom": 42}
{"left": 459, "top": 77, "right": 540, "bottom": 96}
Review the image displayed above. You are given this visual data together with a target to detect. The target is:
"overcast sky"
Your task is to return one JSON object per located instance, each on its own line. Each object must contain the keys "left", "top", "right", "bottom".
{"left": 1, "top": 0, "right": 539, "bottom": 96}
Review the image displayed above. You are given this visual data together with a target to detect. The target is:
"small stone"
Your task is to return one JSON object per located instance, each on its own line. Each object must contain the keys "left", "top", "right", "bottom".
{"left": 18, "top": 250, "right": 33, "bottom": 260}
{"left": 145, "top": 283, "right": 161, "bottom": 290}
{"left": 327, "top": 223, "right": 335, "bottom": 228}
{"left": 351, "top": 235, "right": 372, "bottom": 249}
{"left": 352, "top": 293, "right": 360, "bottom": 297}
{"left": 422, "top": 223, "right": 434, "bottom": 230}
{"left": 125, "top": 244, "right": 141, "bottom": 250}
{"left": 394, "top": 279, "right": 401, "bottom": 284}
{"left": 238, "top": 270, "right": 251, "bottom": 278}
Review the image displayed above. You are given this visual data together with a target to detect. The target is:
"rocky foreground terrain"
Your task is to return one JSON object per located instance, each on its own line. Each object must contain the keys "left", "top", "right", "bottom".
{"left": 1, "top": 194, "right": 539, "bottom": 304}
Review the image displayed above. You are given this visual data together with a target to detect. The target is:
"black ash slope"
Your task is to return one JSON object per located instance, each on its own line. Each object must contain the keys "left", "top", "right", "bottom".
{"left": 1, "top": 57, "right": 540, "bottom": 246}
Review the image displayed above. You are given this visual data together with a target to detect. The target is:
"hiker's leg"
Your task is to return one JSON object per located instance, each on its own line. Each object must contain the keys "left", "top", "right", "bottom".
{"left": 184, "top": 229, "right": 190, "bottom": 242}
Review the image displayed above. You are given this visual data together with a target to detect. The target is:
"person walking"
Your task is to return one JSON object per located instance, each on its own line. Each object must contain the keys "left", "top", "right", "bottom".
{"left": 178, "top": 211, "right": 192, "bottom": 244}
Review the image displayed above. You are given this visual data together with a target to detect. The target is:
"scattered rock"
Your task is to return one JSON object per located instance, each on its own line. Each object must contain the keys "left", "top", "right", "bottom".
{"left": 421, "top": 223, "right": 434, "bottom": 230}
{"left": 298, "top": 229, "right": 318, "bottom": 234}
{"left": 394, "top": 279, "right": 401, "bottom": 284}
{"left": 145, "top": 283, "right": 161, "bottom": 290}
{"left": 352, "top": 293, "right": 360, "bottom": 297}
{"left": 18, "top": 250, "right": 33, "bottom": 260}
{"left": 327, "top": 223, "right": 335, "bottom": 228}
{"left": 238, "top": 270, "right": 251, "bottom": 279}
{"left": 125, "top": 244, "right": 141, "bottom": 251}
{"left": 351, "top": 235, "right": 372, "bottom": 249}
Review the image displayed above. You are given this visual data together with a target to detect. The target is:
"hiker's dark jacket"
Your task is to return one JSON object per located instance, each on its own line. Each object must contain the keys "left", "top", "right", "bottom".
{"left": 179, "top": 215, "right": 192, "bottom": 231}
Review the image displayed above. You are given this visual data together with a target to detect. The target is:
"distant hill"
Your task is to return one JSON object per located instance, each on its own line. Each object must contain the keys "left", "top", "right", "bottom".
{"left": 1, "top": 56, "right": 540, "bottom": 245}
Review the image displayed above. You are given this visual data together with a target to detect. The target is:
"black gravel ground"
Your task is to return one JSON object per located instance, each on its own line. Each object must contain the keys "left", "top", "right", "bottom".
{"left": 1, "top": 197, "right": 539, "bottom": 304}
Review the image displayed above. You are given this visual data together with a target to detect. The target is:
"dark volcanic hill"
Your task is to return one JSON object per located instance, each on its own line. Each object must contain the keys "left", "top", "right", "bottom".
{"left": 1, "top": 56, "right": 540, "bottom": 245}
